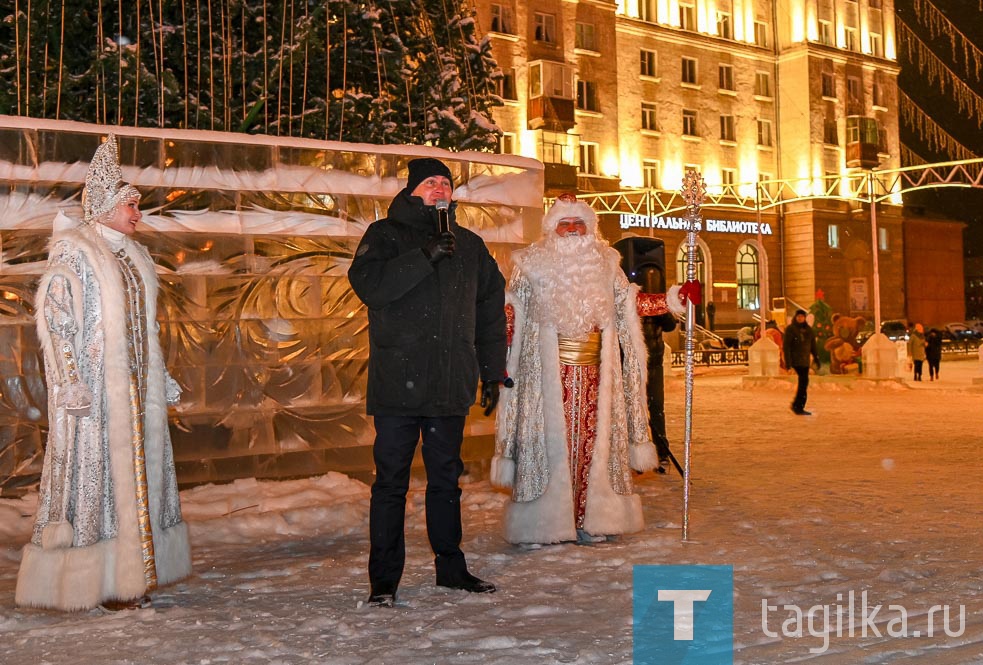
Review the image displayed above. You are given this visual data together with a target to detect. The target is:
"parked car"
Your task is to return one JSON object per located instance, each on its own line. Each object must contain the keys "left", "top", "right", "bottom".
{"left": 879, "top": 319, "right": 909, "bottom": 342}
{"left": 965, "top": 320, "right": 983, "bottom": 336}
{"left": 943, "top": 322, "right": 981, "bottom": 341}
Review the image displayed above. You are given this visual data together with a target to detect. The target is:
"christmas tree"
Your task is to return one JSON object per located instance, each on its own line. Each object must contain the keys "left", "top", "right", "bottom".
{"left": 0, "top": 0, "right": 503, "bottom": 150}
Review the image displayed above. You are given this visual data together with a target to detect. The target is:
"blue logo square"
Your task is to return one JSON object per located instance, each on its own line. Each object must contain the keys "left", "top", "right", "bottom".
{"left": 633, "top": 565, "right": 734, "bottom": 665}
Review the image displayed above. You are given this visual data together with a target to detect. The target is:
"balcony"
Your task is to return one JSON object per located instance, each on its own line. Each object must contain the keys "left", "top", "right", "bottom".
{"left": 543, "top": 163, "right": 578, "bottom": 191}
{"left": 845, "top": 116, "right": 883, "bottom": 169}
{"left": 528, "top": 96, "right": 576, "bottom": 131}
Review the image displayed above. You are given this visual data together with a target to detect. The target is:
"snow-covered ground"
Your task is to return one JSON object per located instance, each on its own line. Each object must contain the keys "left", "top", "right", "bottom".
{"left": 2, "top": 358, "right": 982, "bottom": 664}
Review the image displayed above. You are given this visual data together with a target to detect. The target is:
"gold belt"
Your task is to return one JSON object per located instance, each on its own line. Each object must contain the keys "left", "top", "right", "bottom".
{"left": 557, "top": 332, "right": 602, "bottom": 365}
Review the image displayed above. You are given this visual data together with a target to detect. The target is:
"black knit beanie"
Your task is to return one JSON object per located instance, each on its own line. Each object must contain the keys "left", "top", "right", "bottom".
{"left": 406, "top": 158, "right": 453, "bottom": 194}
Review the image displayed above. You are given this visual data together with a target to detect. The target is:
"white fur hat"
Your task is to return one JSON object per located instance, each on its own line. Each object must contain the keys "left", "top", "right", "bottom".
{"left": 542, "top": 194, "right": 600, "bottom": 237}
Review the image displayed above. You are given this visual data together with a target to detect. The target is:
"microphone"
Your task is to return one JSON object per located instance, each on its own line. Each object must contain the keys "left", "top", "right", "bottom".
{"left": 435, "top": 199, "right": 450, "bottom": 235}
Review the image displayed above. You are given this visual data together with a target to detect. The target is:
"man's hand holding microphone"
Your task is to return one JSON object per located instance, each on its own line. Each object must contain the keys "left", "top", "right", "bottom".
{"left": 424, "top": 199, "right": 455, "bottom": 263}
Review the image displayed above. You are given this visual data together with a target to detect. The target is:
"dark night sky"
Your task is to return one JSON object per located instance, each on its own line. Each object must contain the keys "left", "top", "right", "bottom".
{"left": 894, "top": 0, "right": 983, "bottom": 256}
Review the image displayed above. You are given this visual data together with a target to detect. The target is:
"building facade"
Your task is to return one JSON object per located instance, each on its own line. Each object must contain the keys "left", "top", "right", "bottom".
{"left": 476, "top": 0, "right": 964, "bottom": 330}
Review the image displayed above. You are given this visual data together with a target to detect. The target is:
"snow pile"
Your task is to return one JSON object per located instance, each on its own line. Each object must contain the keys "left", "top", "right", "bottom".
{"left": 181, "top": 473, "right": 370, "bottom": 545}
{"left": 1, "top": 359, "right": 982, "bottom": 664}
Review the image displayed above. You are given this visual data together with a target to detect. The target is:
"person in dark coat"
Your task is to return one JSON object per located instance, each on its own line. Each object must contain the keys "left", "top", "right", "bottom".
{"left": 783, "top": 309, "right": 819, "bottom": 415}
{"left": 925, "top": 327, "right": 943, "bottom": 381}
{"left": 348, "top": 158, "right": 506, "bottom": 607}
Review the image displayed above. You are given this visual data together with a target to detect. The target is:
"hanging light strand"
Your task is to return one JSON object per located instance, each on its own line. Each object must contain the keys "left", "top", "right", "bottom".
{"left": 899, "top": 91, "right": 980, "bottom": 161}
{"left": 910, "top": 0, "right": 983, "bottom": 83}
{"left": 897, "top": 19, "right": 983, "bottom": 128}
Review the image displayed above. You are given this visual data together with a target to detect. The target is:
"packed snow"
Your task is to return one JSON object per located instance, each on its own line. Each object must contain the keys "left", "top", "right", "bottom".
{"left": 2, "top": 358, "right": 983, "bottom": 664}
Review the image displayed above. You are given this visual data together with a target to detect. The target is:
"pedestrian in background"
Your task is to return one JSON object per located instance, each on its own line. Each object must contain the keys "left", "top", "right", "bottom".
{"left": 783, "top": 309, "right": 819, "bottom": 416}
{"left": 925, "top": 327, "right": 942, "bottom": 381}
{"left": 908, "top": 323, "right": 927, "bottom": 381}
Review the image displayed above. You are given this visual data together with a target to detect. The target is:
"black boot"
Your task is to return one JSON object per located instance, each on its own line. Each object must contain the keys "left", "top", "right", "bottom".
{"left": 436, "top": 570, "right": 496, "bottom": 594}
{"left": 367, "top": 581, "right": 398, "bottom": 607}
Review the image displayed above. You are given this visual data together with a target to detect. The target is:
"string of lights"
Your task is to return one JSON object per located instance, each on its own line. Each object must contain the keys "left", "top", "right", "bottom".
{"left": 910, "top": 0, "right": 983, "bottom": 83}
{"left": 899, "top": 91, "right": 980, "bottom": 163}
{"left": 896, "top": 20, "right": 983, "bottom": 128}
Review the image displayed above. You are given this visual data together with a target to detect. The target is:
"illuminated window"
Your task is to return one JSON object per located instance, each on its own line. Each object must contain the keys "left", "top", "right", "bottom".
{"left": 682, "top": 57, "right": 698, "bottom": 85}
{"left": 579, "top": 142, "right": 599, "bottom": 175}
{"left": 490, "top": 4, "right": 515, "bottom": 34}
{"left": 821, "top": 62, "right": 836, "bottom": 98}
{"left": 682, "top": 109, "right": 699, "bottom": 136}
{"left": 643, "top": 160, "right": 661, "bottom": 188}
{"left": 529, "top": 60, "right": 574, "bottom": 99}
{"left": 676, "top": 243, "right": 706, "bottom": 284}
{"left": 823, "top": 118, "right": 838, "bottom": 145}
{"left": 844, "top": 27, "right": 857, "bottom": 51}
{"left": 680, "top": 1, "right": 696, "bottom": 31}
{"left": 540, "top": 130, "right": 575, "bottom": 164}
{"left": 576, "top": 22, "right": 596, "bottom": 51}
{"left": 718, "top": 64, "right": 735, "bottom": 91}
{"left": 719, "top": 114, "right": 735, "bottom": 141}
{"left": 639, "top": 0, "right": 657, "bottom": 23}
{"left": 754, "top": 71, "right": 772, "bottom": 97}
{"left": 576, "top": 79, "right": 599, "bottom": 112}
{"left": 736, "top": 243, "right": 760, "bottom": 310}
{"left": 534, "top": 12, "right": 556, "bottom": 43}
{"left": 819, "top": 20, "right": 833, "bottom": 46}
{"left": 754, "top": 20, "right": 769, "bottom": 47}
{"left": 497, "top": 68, "right": 517, "bottom": 100}
{"left": 828, "top": 224, "right": 840, "bottom": 249}
{"left": 640, "top": 49, "right": 658, "bottom": 78}
{"left": 757, "top": 119, "right": 773, "bottom": 147}
{"left": 847, "top": 76, "right": 862, "bottom": 106}
{"left": 717, "top": 11, "right": 732, "bottom": 39}
{"left": 872, "top": 79, "right": 886, "bottom": 108}
{"left": 760, "top": 172, "right": 774, "bottom": 196}
{"left": 641, "top": 102, "right": 658, "bottom": 131}
{"left": 498, "top": 132, "right": 516, "bottom": 154}
{"left": 870, "top": 33, "right": 883, "bottom": 57}
{"left": 722, "top": 168, "right": 736, "bottom": 186}
{"left": 878, "top": 227, "right": 889, "bottom": 251}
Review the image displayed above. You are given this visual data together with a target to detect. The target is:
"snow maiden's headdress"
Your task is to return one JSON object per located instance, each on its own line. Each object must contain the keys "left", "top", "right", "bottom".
{"left": 81, "top": 134, "right": 141, "bottom": 224}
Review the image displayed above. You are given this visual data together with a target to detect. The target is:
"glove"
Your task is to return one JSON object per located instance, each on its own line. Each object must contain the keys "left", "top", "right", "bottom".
{"left": 423, "top": 232, "right": 456, "bottom": 263}
{"left": 480, "top": 380, "right": 501, "bottom": 416}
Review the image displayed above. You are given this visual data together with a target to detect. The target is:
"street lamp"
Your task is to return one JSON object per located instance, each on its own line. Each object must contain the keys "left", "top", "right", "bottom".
{"left": 867, "top": 170, "right": 882, "bottom": 333}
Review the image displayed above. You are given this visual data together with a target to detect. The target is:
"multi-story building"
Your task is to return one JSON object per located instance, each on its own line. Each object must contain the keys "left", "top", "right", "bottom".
{"left": 477, "top": 0, "right": 965, "bottom": 331}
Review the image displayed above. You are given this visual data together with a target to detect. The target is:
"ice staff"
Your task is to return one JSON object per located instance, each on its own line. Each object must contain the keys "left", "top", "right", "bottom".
{"left": 678, "top": 169, "right": 706, "bottom": 541}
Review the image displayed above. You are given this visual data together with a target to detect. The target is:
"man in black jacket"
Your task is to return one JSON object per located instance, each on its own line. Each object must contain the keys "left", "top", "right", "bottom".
{"left": 783, "top": 309, "right": 819, "bottom": 415}
{"left": 348, "top": 158, "right": 507, "bottom": 607}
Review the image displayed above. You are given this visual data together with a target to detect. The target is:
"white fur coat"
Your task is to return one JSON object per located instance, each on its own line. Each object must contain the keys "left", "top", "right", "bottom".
{"left": 16, "top": 213, "right": 191, "bottom": 610}
{"left": 492, "top": 241, "right": 659, "bottom": 544}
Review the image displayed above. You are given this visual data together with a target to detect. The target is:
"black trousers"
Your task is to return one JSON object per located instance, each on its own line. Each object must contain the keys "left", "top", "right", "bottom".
{"left": 369, "top": 415, "right": 468, "bottom": 590}
{"left": 913, "top": 359, "right": 924, "bottom": 381}
{"left": 792, "top": 366, "right": 810, "bottom": 412}
{"left": 928, "top": 358, "right": 940, "bottom": 379}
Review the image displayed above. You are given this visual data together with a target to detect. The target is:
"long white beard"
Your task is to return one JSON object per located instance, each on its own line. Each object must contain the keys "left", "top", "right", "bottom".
{"left": 521, "top": 235, "right": 616, "bottom": 339}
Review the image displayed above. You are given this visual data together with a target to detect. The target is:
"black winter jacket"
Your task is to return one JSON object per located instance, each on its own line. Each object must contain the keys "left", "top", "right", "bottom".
{"left": 348, "top": 189, "right": 507, "bottom": 416}
{"left": 783, "top": 320, "right": 818, "bottom": 369}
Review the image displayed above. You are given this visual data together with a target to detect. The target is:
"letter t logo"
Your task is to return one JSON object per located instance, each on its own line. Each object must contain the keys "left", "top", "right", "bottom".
{"left": 658, "top": 589, "right": 713, "bottom": 640}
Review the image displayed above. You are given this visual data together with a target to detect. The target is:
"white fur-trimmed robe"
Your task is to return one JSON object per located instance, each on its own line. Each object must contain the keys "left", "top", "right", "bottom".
{"left": 16, "top": 213, "right": 191, "bottom": 610}
{"left": 491, "top": 244, "right": 659, "bottom": 544}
